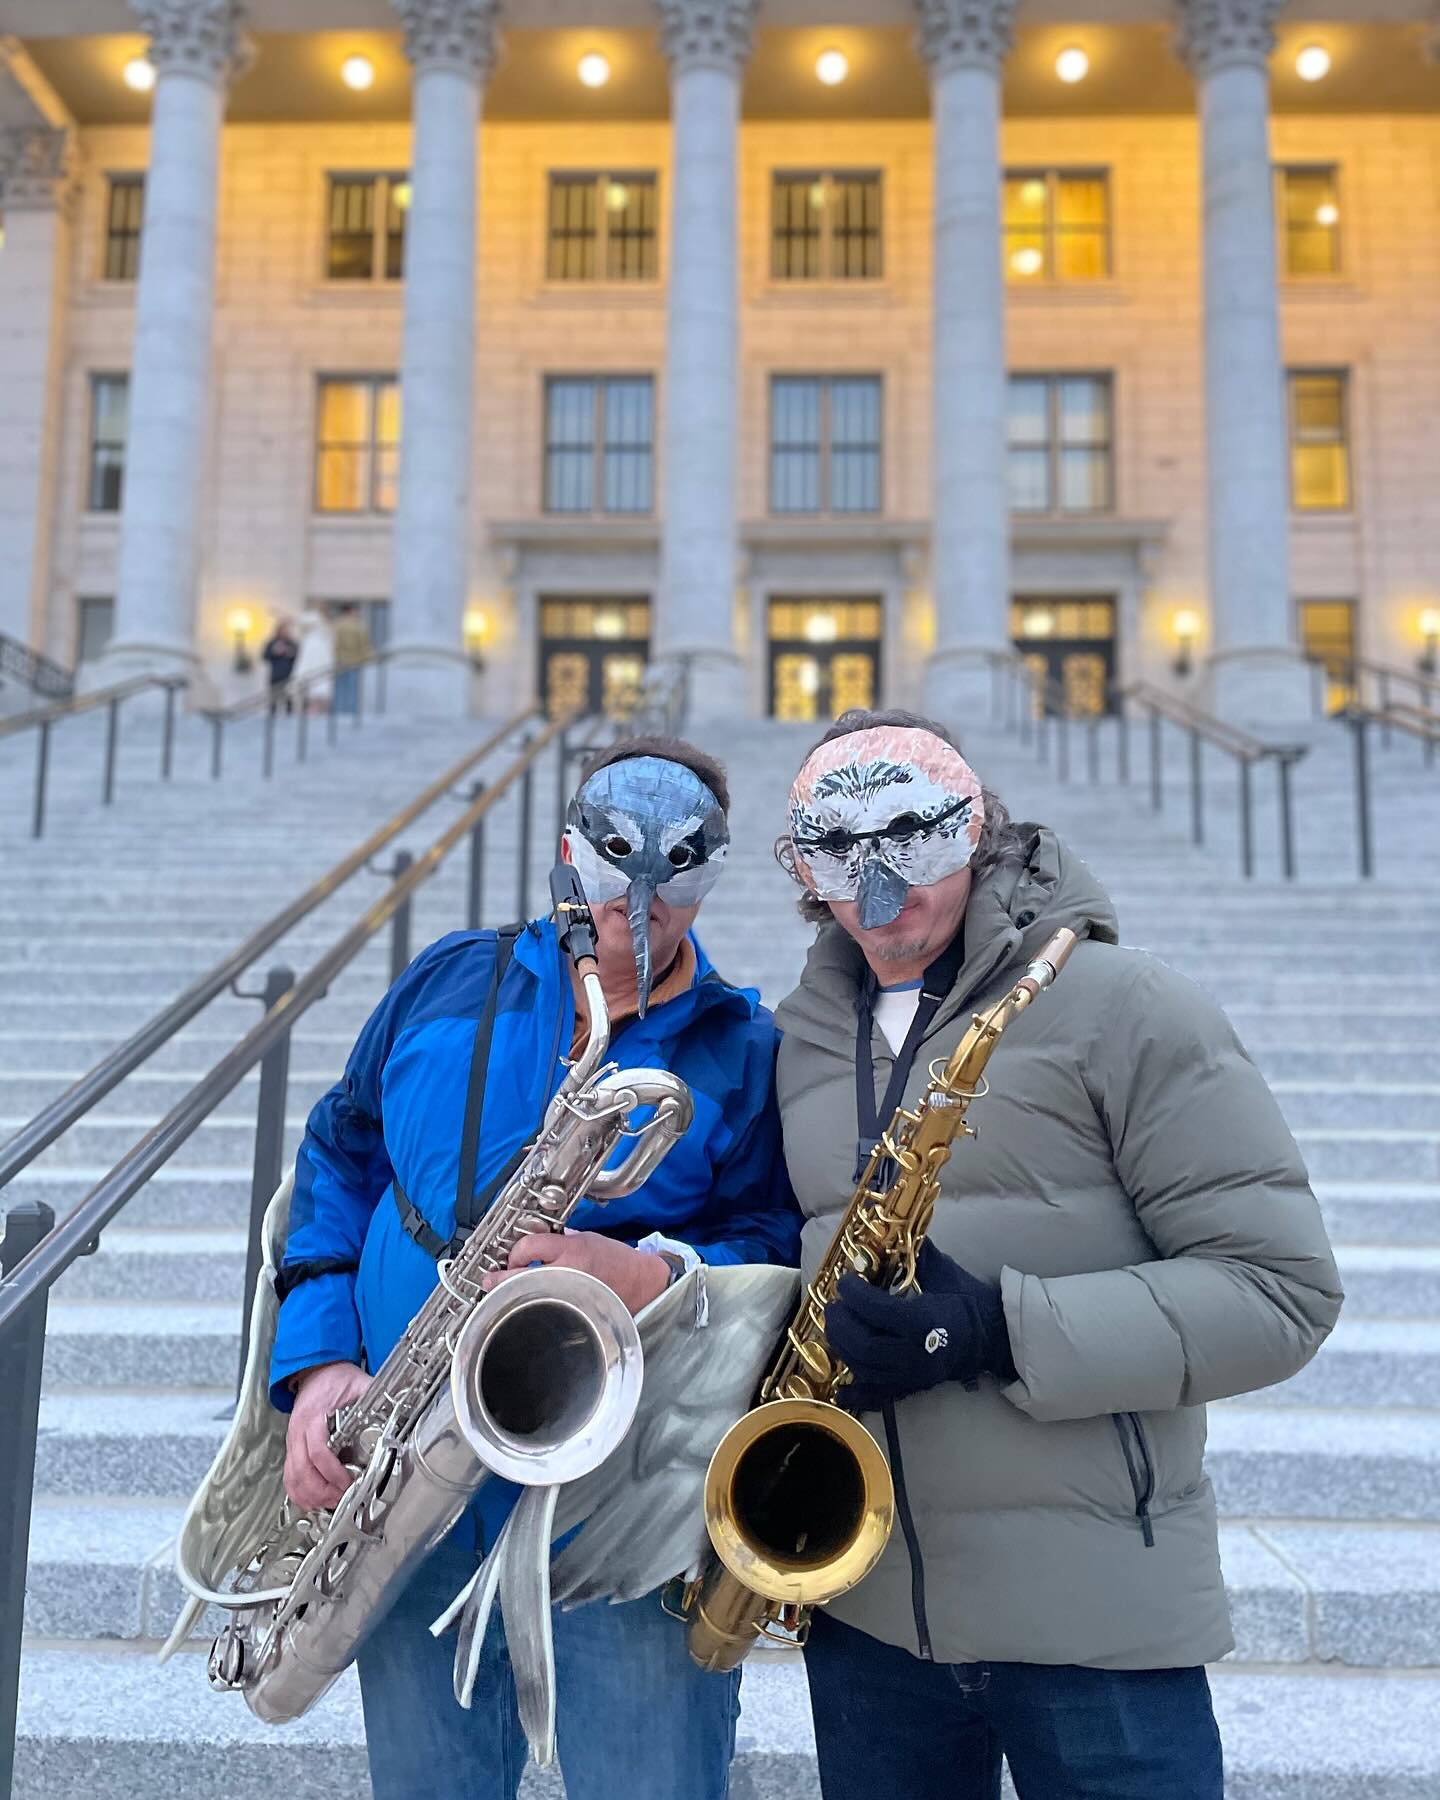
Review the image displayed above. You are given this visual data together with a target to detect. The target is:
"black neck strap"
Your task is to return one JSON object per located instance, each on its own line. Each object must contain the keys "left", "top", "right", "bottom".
{"left": 854, "top": 927, "right": 966, "bottom": 1180}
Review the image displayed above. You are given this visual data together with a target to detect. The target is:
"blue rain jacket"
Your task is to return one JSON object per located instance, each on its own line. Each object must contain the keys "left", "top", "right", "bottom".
{"left": 269, "top": 918, "right": 800, "bottom": 1544}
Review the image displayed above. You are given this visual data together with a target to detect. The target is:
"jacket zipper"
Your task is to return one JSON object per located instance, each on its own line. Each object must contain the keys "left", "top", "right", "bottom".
{"left": 881, "top": 1400, "right": 934, "bottom": 1660}
{"left": 1112, "top": 1413, "right": 1156, "bottom": 1547}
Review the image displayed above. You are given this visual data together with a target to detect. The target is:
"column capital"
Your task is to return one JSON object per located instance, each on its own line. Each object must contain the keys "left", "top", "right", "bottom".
{"left": 0, "top": 125, "right": 80, "bottom": 214}
{"left": 1174, "top": 0, "right": 1285, "bottom": 78}
{"left": 131, "top": 0, "right": 251, "bottom": 86}
{"left": 393, "top": 0, "right": 502, "bottom": 80}
{"left": 913, "top": 0, "right": 1017, "bottom": 76}
{"left": 656, "top": 0, "right": 760, "bottom": 75}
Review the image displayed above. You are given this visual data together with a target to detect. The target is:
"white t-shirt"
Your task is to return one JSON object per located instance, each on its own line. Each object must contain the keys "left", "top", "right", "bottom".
{"left": 874, "top": 981, "right": 924, "bottom": 1055}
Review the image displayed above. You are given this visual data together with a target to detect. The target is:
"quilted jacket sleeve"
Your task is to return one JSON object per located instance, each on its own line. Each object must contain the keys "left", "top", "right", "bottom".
{"left": 1001, "top": 956, "right": 1344, "bottom": 1423}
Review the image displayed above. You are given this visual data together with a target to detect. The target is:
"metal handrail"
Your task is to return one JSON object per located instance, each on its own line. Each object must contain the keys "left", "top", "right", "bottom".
{"left": 1340, "top": 702, "right": 1440, "bottom": 880}
{"left": 0, "top": 632, "right": 73, "bottom": 703}
{"left": 0, "top": 674, "right": 188, "bottom": 839}
{"left": 0, "top": 714, "right": 567, "bottom": 1342}
{"left": 0, "top": 706, "right": 540, "bottom": 1193}
{"left": 205, "top": 646, "right": 400, "bottom": 724}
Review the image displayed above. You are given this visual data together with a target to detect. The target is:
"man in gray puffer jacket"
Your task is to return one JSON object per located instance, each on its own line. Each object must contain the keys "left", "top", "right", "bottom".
{"left": 775, "top": 707, "right": 1342, "bottom": 1800}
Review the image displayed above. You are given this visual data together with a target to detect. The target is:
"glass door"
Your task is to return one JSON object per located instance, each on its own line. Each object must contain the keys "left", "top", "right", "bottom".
{"left": 539, "top": 597, "right": 651, "bottom": 719}
{"left": 1010, "top": 597, "right": 1117, "bottom": 715}
{"left": 767, "top": 599, "right": 883, "bottom": 722}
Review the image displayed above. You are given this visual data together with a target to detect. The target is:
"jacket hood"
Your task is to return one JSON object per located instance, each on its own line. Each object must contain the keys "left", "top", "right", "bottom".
{"left": 775, "top": 823, "right": 1118, "bottom": 1050}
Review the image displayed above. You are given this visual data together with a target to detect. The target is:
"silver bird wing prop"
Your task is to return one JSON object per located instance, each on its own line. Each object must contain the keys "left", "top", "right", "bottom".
{"left": 433, "top": 1262, "right": 798, "bottom": 1766}
{"left": 159, "top": 1176, "right": 295, "bottom": 1660}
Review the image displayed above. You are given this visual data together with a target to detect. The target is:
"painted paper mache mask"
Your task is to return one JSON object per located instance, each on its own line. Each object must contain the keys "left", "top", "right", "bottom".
{"left": 787, "top": 726, "right": 985, "bottom": 930}
{"left": 563, "top": 756, "right": 729, "bottom": 1014}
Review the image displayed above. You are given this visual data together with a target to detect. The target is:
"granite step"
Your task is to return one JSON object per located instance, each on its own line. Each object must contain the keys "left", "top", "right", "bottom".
{"left": 1312, "top": 1185, "right": 1440, "bottom": 1247}
{"left": 13, "top": 1647, "right": 1440, "bottom": 1799}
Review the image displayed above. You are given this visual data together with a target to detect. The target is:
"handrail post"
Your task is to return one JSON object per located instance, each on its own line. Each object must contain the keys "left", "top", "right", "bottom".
{"left": 296, "top": 697, "right": 309, "bottom": 764}
{"left": 390, "top": 850, "right": 415, "bottom": 982}
{"left": 1, "top": 1199, "right": 55, "bottom": 1796}
{"left": 1087, "top": 717, "right": 1099, "bottom": 785}
{"left": 1237, "top": 759, "right": 1255, "bottom": 879}
{"left": 466, "top": 780, "right": 487, "bottom": 930}
{"left": 1018, "top": 674, "right": 1033, "bottom": 748}
{"left": 354, "top": 665, "right": 365, "bottom": 730}
{"left": 161, "top": 683, "right": 177, "bottom": 782}
{"left": 263, "top": 704, "right": 276, "bottom": 780}
{"left": 102, "top": 695, "right": 120, "bottom": 805}
{"left": 516, "top": 737, "right": 536, "bottom": 921}
{"left": 1148, "top": 706, "right": 1163, "bottom": 812}
{"left": 327, "top": 695, "right": 338, "bottom": 748}
{"left": 31, "top": 719, "right": 51, "bottom": 839}
{"left": 1379, "top": 671, "right": 1391, "bottom": 748}
{"left": 236, "top": 970, "right": 294, "bottom": 1398}
{"left": 1188, "top": 726, "right": 1204, "bottom": 846}
{"left": 1057, "top": 711, "right": 1070, "bottom": 784}
{"left": 1350, "top": 716, "right": 1374, "bottom": 881}
{"left": 1276, "top": 754, "right": 1298, "bottom": 881}
{"left": 378, "top": 656, "right": 388, "bottom": 716}
{"left": 211, "top": 714, "right": 224, "bottom": 780}
{"left": 1117, "top": 701, "right": 1130, "bottom": 785}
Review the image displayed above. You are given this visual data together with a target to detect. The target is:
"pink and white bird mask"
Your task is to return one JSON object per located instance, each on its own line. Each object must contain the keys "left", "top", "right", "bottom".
{"left": 787, "top": 726, "right": 986, "bottom": 930}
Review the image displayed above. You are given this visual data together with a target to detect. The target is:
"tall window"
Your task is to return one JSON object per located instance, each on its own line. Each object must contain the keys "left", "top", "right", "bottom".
{"left": 88, "top": 374, "right": 130, "bottom": 512}
{"left": 546, "top": 174, "right": 659, "bottom": 281}
{"left": 543, "top": 377, "right": 654, "bottom": 514}
{"left": 1288, "top": 371, "right": 1350, "bottom": 511}
{"left": 314, "top": 377, "right": 401, "bottom": 513}
{"left": 1278, "top": 166, "right": 1341, "bottom": 277}
{"left": 1007, "top": 375, "right": 1113, "bottom": 514}
{"left": 769, "top": 376, "right": 882, "bottom": 514}
{"left": 325, "top": 175, "right": 409, "bottom": 281}
{"left": 771, "top": 173, "right": 883, "bottom": 281}
{"left": 1003, "top": 170, "right": 1110, "bottom": 283}
{"left": 104, "top": 175, "right": 145, "bottom": 281}
{"left": 1298, "top": 599, "right": 1356, "bottom": 712}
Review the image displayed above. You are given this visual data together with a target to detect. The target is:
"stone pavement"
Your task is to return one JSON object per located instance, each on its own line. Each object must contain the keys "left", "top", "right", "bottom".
{"left": 4, "top": 706, "right": 1440, "bottom": 1795}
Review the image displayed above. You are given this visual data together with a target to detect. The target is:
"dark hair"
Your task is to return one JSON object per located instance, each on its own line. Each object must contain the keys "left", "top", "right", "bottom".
{"left": 775, "top": 706, "right": 1024, "bottom": 924}
{"left": 579, "top": 734, "right": 731, "bottom": 815}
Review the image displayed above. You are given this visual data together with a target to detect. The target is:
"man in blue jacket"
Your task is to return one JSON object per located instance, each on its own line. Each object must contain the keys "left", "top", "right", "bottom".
{"left": 269, "top": 734, "right": 800, "bottom": 1800}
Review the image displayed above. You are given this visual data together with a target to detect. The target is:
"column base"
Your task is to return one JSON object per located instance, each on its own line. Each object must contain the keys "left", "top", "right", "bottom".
{"left": 89, "top": 640, "right": 201, "bottom": 700}
{"left": 661, "top": 649, "right": 750, "bottom": 726}
{"left": 923, "top": 648, "right": 1011, "bottom": 734}
{"left": 381, "top": 649, "right": 474, "bottom": 718}
{"left": 1206, "top": 649, "right": 1316, "bottom": 732}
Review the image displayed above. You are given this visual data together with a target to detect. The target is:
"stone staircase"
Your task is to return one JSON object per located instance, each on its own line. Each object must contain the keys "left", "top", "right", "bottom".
{"left": 5, "top": 711, "right": 1440, "bottom": 1797}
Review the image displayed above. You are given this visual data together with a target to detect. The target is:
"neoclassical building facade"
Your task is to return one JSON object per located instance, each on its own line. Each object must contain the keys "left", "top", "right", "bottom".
{"left": 1, "top": 0, "right": 1437, "bottom": 723}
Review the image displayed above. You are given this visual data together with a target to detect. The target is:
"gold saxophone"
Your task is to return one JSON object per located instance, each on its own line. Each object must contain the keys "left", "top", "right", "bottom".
{"left": 685, "top": 927, "right": 1078, "bottom": 1672}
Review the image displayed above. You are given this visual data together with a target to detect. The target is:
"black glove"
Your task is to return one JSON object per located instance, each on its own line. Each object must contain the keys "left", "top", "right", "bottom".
{"left": 824, "top": 1240, "right": 1017, "bottom": 1412}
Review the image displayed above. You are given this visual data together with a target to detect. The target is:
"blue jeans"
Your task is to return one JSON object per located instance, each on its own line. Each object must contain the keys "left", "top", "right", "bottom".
{"left": 357, "top": 1537, "right": 741, "bottom": 1800}
{"left": 804, "top": 1612, "right": 1223, "bottom": 1800}
{"left": 332, "top": 667, "right": 359, "bottom": 714}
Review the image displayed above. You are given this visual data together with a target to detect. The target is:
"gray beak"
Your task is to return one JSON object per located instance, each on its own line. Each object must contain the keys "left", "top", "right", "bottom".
{"left": 626, "top": 878, "right": 657, "bottom": 1017}
{"left": 856, "top": 856, "right": 909, "bottom": 931}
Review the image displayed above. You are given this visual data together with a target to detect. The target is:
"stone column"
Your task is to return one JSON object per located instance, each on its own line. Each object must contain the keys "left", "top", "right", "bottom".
{"left": 388, "top": 0, "right": 499, "bottom": 715}
{"left": 0, "top": 125, "right": 78, "bottom": 657}
{"left": 103, "top": 1, "right": 248, "bottom": 688}
{"left": 654, "top": 0, "right": 757, "bottom": 721}
{"left": 1177, "top": 0, "right": 1310, "bottom": 722}
{"left": 915, "top": 0, "right": 1017, "bottom": 724}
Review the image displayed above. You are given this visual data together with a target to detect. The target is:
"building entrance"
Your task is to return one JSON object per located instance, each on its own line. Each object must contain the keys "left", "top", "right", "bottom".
{"left": 539, "top": 598, "right": 651, "bottom": 719}
{"left": 767, "top": 598, "right": 882, "bottom": 722}
{"left": 1010, "top": 597, "right": 1117, "bottom": 714}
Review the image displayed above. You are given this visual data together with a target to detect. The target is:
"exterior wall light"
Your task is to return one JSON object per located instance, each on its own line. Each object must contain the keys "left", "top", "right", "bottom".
{"left": 1173, "top": 608, "right": 1200, "bottom": 678}
{"left": 816, "top": 50, "right": 849, "bottom": 87}
{"left": 1420, "top": 607, "right": 1440, "bottom": 678}
{"left": 463, "top": 605, "right": 489, "bottom": 672}
{"left": 1055, "top": 47, "right": 1089, "bottom": 85}
{"left": 1295, "top": 45, "right": 1331, "bottom": 82}
{"left": 124, "top": 57, "right": 156, "bottom": 93}
{"left": 341, "top": 55, "right": 375, "bottom": 92}
{"left": 228, "top": 607, "right": 255, "bottom": 674}
{"left": 578, "top": 52, "right": 611, "bottom": 89}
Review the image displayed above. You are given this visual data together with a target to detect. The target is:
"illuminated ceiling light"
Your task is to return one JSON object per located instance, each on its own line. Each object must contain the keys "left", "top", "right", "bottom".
{"left": 594, "top": 610, "right": 626, "bottom": 640}
{"left": 1020, "top": 178, "right": 1047, "bottom": 209}
{"left": 1022, "top": 608, "right": 1056, "bottom": 639}
{"left": 578, "top": 51, "right": 611, "bottom": 89}
{"left": 391, "top": 181, "right": 412, "bottom": 211}
{"left": 1315, "top": 201, "right": 1339, "bottom": 227}
{"left": 816, "top": 48, "right": 849, "bottom": 87}
{"left": 809, "top": 180, "right": 827, "bottom": 209}
{"left": 804, "top": 612, "right": 839, "bottom": 644}
{"left": 1010, "top": 246, "right": 1044, "bottom": 277}
{"left": 1295, "top": 44, "right": 1331, "bottom": 82}
{"left": 1055, "top": 46, "right": 1089, "bottom": 84}
{"left": 123, "top": 56, "right": 156, "bottom": 93}
{"left": 341, "top": 54, "right": 375, "bottom": 91}
{"left": 606, "top": 181, "right": 630, "bottom": 213}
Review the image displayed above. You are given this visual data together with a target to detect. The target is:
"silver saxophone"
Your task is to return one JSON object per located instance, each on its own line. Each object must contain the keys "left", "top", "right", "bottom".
{"left": 205, "top": 869, "right": 693, "bottom": 1723}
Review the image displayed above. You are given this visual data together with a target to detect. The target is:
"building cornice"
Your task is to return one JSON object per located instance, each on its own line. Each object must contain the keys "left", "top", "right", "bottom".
{"left": 392, "top": 0, "right": 502, "bottom": 81}
{"left": 0, "top": 123, "right": 79, "bottom": 215}
{"left": 1174, "top": 0, "right": 1285, "bottom": 78}
{"left": 656, "top": 0, "right": 760, "bottom": 76}
{"left": 913, "top": 0, "right": 1018, "bottom": 77}
{"left": 131, "top": 0, "right": 252, "bottom": 87}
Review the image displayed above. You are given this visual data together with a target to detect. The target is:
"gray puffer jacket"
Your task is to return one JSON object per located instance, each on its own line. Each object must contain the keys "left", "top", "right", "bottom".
{"left": 774, "top": 826, "right": 1342, "bottom": 1668}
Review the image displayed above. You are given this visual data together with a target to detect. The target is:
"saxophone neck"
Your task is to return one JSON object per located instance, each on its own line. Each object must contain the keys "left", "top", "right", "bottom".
{"left": 550, "top": 862, "right": 611, "bottom": 1089}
